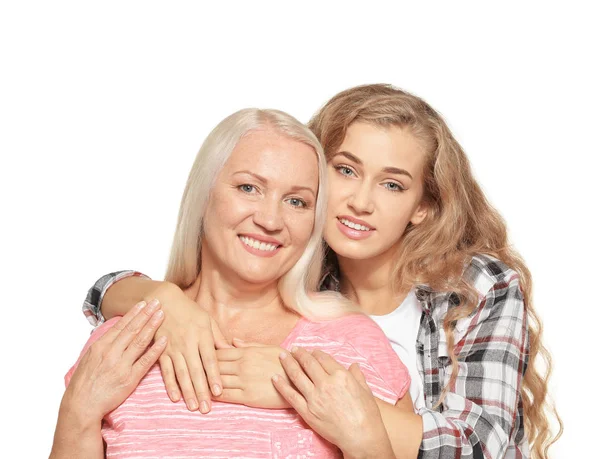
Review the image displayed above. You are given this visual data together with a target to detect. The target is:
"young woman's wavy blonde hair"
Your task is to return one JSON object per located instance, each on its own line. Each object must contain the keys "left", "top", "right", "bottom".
{"left": 165, "top": 108, "right": 353, "bottom": 320}
{"left": 309, "top": 84, "right": 562, "bottom": 458}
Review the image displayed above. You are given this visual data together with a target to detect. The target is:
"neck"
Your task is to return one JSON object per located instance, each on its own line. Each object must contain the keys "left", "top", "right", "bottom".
{"left": 337, "top": 248, "right": 408, "bottom": 316}
{"left": 185, "top": 250, "right": 299, "bottom": 344}
{"left": 189, "top": 268, "right": 283, "bottom": 316}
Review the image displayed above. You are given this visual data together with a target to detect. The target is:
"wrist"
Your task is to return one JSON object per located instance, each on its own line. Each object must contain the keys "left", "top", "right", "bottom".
{"left": 342, "top": 413, "right": 393, "bottom": 459}
{"left": 58, "top": 397, "right": 103, "bottom": 433}
{"left": 51, "top": 404, "right": 103, "bottom": 459}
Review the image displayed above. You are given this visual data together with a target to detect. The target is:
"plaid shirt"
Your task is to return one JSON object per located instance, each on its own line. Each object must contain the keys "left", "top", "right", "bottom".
{"left": 82, "top": 254, "right": 529, "bottom": 458}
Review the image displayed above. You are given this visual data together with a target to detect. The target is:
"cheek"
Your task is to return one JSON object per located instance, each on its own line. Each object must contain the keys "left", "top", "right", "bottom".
{"left": 287, "top": 212, "right": 315, "bottom": 245}
{"left": 210, "top": 189, "right": 253, "bottom": 225}
{"left": 327, "top": 173, "right": 353, "bottom": 205}
{"left": 376, "top": 197, "right": 414, "bottom": 241}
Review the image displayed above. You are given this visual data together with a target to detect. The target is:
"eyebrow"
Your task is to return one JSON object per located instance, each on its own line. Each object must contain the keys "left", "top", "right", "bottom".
{"left": 233, "top": 170, "right": 316, "bottom": 197}
{"left": 334, "top": 151, "right": 414, "bottom": 180}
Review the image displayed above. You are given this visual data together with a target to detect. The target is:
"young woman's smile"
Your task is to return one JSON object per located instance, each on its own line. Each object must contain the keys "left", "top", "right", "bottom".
{"left": 335, "top": 215, "right": 376, "bottom": 240}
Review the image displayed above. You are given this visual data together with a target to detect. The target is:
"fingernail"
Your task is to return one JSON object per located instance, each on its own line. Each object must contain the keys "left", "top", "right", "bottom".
{"left": 200, "top": 401, "right": 210, "bottom": 413}
{"left": 170, "top": 391, "right": 180, "bottom": 401}
{"left": 212, "top": 384, "right": 222, "bottom": 396}
{"left": 187, "top": 399, "right": 198, "bottom": 411}
{"left": 152, "top": 310, "right": 164, "bottom": 322}
{"left": 272, "top": 374, "right": 281, "bottom": 383}
{"left": 135, "top": 301, "right": 147, "bottom": 310}
{"left": 157, "top": 336, "right": 167, "bottom": 345}
{"left": 279, "top": 351, "right": 287, "bottom": 360}
{"left": 291, "top": 346, "right": 298, "bottom": 353}
{"left": 147, "top": 299, "right": 160, "bottom": 310}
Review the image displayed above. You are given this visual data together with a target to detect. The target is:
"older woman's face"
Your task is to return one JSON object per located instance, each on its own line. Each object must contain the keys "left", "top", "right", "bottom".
{"left": 202, "top": 129, "right": 319, "bottom": 285}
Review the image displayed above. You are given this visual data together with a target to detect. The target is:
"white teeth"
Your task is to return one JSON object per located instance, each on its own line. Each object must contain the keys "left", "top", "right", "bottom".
{"left": 339, "top": 218, "right": 371, "bottom": 231}
{"left": 239, "top": 236, "right": 279, "bottom": 252}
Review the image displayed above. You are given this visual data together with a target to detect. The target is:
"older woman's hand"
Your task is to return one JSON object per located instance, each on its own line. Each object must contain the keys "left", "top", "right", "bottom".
{"left": 59, "top": 300, "right": 168, "bottom": 429}
{"left": 213, "top": 340, "right": 292, "bottom": 409}
{"left": 272, "top": 348, "right": 395, "bottom": 459}
{"left": 148, "top": 282, "right": 231, "bottom": 414}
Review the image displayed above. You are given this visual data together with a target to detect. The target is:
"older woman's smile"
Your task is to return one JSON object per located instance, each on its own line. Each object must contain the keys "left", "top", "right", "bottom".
{"left": 238, "top": 234, "right": 282, "bottom": 257}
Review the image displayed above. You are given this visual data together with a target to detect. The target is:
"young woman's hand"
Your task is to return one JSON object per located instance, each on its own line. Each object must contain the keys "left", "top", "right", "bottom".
{"left": 272, "top": 347, "right": 394, "bottom": 459}
{"left": 60, "top": 300, "right": 168, "bottom": 429}
{"left": 148, "top": 282, "right": 230, "bottom": 414}
{"left": 213, "top": 339, "right": 292, "bottom": 409}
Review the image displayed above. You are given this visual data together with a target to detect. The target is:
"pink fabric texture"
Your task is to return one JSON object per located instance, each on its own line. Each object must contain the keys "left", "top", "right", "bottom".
{"left": 66, "top": 313, "right": 410, "bottom": 458}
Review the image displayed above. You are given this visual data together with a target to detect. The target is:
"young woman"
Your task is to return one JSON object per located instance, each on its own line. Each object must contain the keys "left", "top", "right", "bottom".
{"left": 51, "top": 108, "right": 412, "bottom": 458}
{"left": 81, "top": 85, "right": 561, "bottom": 458}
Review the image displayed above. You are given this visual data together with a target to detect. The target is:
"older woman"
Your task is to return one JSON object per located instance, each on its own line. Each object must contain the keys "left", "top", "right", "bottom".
{"left": 49, "top": 108, "right": 410, "bottom": 458}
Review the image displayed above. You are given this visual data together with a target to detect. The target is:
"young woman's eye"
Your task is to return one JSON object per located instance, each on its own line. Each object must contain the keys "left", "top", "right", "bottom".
{"left": 335, "top": 165, "right": 355, "bottom": 177}
{"left": 383, "top": 182, "right": 405, "bottom": 192}
{"left": 286, "top": 197, "right": 308, "bottom": 208}
{"left": 239, "top": 184, "right": 257, "bottom": 193}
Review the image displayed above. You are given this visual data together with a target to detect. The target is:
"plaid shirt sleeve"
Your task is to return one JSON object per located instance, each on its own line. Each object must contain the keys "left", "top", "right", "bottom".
{"left": 417, "top": 256, "right": 529, "bottom": 458}
{"left": 82, "top": 271, "right": 151, "bottom": 326}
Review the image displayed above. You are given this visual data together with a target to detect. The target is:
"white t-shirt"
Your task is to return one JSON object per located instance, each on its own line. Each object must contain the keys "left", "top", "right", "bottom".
{"left": 370, "top": 289, "right": 425, "bottom": 411}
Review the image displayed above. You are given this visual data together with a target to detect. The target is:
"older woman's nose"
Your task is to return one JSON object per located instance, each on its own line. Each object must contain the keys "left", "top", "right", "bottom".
{"left": 252, "top": 200, "right": 284, "bottom": 232}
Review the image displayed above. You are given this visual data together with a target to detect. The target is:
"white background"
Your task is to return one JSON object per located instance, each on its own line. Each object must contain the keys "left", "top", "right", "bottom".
{"left": 1, "top": 1, "right": 597, "bottom": 457}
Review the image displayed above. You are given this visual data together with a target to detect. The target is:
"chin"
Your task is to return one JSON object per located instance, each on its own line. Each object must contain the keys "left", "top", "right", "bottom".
{"left": 327, "top": 240, "right": 381, "bottom": 261}
{"left": 235, "top": 268, "right": 280, "bottom": 285}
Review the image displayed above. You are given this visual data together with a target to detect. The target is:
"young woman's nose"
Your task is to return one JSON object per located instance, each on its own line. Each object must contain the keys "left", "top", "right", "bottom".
{"left": 347, "top": 182, "right": 375, "bottom": 214}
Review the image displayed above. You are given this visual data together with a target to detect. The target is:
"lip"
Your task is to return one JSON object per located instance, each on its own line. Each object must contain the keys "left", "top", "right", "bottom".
{"left": 337, "top": 215, "right": 375, "bottom": 230}
{"left": 238, "top": 234, "right": 283, "bottom": 258}
{"left": 335, "top": 218, "right": 374, "bottom": 241}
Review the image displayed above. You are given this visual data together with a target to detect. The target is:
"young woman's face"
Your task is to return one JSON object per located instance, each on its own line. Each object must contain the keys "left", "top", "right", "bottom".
{"left": 324, "top": 122, "right": 428, "bottom": 262}
{"left": 202, "top": 129, "right": 319, "bottom": 285}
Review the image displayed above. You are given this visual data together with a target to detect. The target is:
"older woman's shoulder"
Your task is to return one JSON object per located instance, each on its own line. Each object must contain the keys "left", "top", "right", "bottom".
{"left": 302, "top": 312, "right": 389, "bottom": 349}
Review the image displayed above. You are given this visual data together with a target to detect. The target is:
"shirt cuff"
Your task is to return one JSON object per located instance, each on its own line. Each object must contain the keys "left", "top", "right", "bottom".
{"left": 82, "top": 271, "right": 151, "bottom": 327}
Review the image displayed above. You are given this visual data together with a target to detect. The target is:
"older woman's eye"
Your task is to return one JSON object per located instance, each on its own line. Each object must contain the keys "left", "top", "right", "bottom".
{"left": 239, "top": 184, "right": 257, "bottom": 193}
{"left": 334, "top": 165, "right": 355, "bottom": 177}
{"left": 286, "top": 197, "right": 308, "bottom": 208}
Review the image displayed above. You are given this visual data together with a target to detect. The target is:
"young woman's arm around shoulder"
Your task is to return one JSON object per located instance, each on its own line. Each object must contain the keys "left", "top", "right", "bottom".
{"left": 273, "top": 271, "right": 536, "bottom": 458}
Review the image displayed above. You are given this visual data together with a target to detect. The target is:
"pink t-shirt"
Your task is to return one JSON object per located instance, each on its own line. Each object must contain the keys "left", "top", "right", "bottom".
{"left": 66, "top": 313, "right": 410, "bottom": 458}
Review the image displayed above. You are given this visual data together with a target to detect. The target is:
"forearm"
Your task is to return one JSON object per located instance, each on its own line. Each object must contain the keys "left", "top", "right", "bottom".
{"left": 102, "top": 277, "right": 175, "bottom": 320}
{"left": 342, "top": 439, "right": 395, "bottom": 459}
{"left": 49, "top": 405, "right": 104, "bottom": 459}
{"left": 341, "top": 402, "right": 397, "bottom": 459}
{"left": 376, "top": 397, "right": 422, "bottom": 459}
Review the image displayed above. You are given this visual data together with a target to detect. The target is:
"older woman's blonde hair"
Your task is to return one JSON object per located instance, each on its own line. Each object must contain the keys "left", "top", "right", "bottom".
{"left": 165, "top": 108, "right": 353, "bottom": 320}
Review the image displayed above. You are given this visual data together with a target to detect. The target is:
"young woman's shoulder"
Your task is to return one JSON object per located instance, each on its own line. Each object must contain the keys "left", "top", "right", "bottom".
{"left": 445, "top": 254, "right": 526, "bottom": 343}
{"left": 424, "top": 253, "right": 526, "bottom": 339}
{"left": 464, "top": 253, "right": 522, "bottom": 300}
